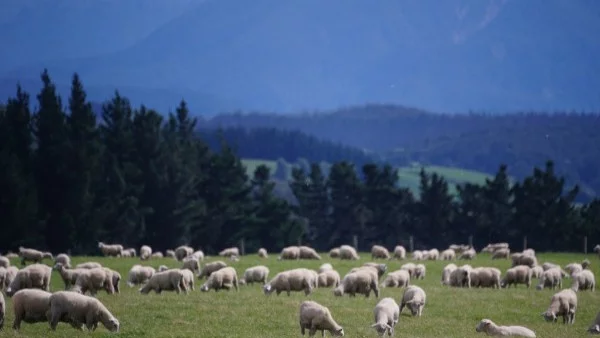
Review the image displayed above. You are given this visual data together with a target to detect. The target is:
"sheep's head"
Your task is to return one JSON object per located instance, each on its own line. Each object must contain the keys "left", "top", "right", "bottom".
{"left": 582, "top": 259, "right": 591, "bottom": 269}
{"left": 332, "top": 286, "right": 343, "bottom": 297}
{"left": 200, "top": 283, "right": 210, "bottom": 292}
{"left": 332, "top": 327, "right": 344, "bottom": 336}
{"left": 371, "top": 322, "right": 392, "bottom": 336}
{"left": 101, "top": 314, "right": 120, "bottom": 333}
{"left": 588, "top": 324, "right": 600, "bottom": 334}
{"left": 406, "top": 299, "right": 423, "bottom": 316}
{"left": 475, "top": 319, "right": 493, "bottom": 332}
{"left": 263, "top": 284, "right": 274, "bottom": 295}
{"left": 594, "top": 245, "right": 600, "bottom": 253}
{"left": 542, "top": 311, "right": 557, "bottom": 322}
{"left": 97, "top": 242, "right": 104, "bottom": 248}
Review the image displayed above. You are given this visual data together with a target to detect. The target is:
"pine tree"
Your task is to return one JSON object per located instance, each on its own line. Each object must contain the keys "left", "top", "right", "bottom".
{"left": 327, "top": 161, "right": 363, "bottom": 248}
{"left": 416, "top": 168, "right": 455, "bottom": 247}
{"left": 482, "top": 164, "right": 513, "bottom": 242}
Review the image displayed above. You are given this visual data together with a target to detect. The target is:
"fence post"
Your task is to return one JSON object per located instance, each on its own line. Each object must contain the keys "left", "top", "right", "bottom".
{"left": 523, "top": 236, "right": 527, "bottom": 251}
{"left": 409, "top": 236, "right": 414, "bottom": 252}
{"left": 353, "top": 235, "right": 358, "bottom": 251}
{"left": 468, "top": 235, "right": 473, "bottom": 248}
{"left": 240, "top": 238, "right": 245, "bottom": 256}
{"left": 584, "top": 236, "right": 588, "bottom": 254}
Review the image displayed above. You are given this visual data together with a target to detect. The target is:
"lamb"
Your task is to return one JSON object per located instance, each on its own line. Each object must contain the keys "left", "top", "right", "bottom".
{"left": 49, "top": 291, "right": 119, "bottom": 332}
{"left": 588, "top": 310, "right": 600, "bottom": 334}
{"left": 317, "top": 269, "right": 341, "bottom": 288}
{"left": 459, "top": 248, "right": 476, "bottom": 260}
{"left": 240, "top": 265, "right": 269, "bottom": 285}
{"left": 11, "top": 289, "right": 83, "bottom": 331}
{"left": 278, "top": 246, "right": 301, "bottom": 260}
{"left": 127, "top": 265, "right": 156, "bottom": 286}
{"left": 75, "top": 261, "right": 102, "bottom": 269}
{"left": 393, "top": 245, "right": 406, "bottom": 260}
{"left": 140, "top": 245, "right": 152, "bottom": 260}
{"left": 501, "top": 265, "right": 532, "bottom": 288}
{"left": 165, "top": 250, "right": 176, "bottom": 259}
{"left": 333, "top": 270, "right": 379, "bottom": 298}
{"left": 71, "top": 267, "right": 115, "bottom": 297}
{"left": 381, "top": 269, "right": 410, "bottom": 288}
{"left": 531, "top": 266, "right": 544, "bottom": 279}
{"left": 0, "top": 291, "right": 4, "bottom": 330}
{"left": 264, "top": 268, "right": 315, "bottom": 296}
{"left": 542, "top": 288, "right": 577, "bottom": 324}
{"left": 475, "top": 318, "right": 536, "bottom": 337}
{"left": 258, "top": 248, "right": 268, "bottom": 258}
{"left": 299, "top": 246, "right": 322, "bottom": 260}
{"left": 536, "top": 267, "right": 564, "bottom": 290}
{"left": 97, "top": 242, "right": 123, "bottom": 257}
{"left": 200, "top": 267, "right": 238, "bottom": 292}
{"left": 54, "top": 263, "right": 87, "bottom": 289}
{"left": 182, "top": 256, "right": 200, "bottom": 273}
{"left": 411, "top": 250, "right": 424, "bottom": 260}
{"left": 197, "top": 260, "right": 227, "bottom": 279}
{"left": 492, "top": 248, "right": 510, "bottom": 260}
{"left": 414, "top": 264, "right": 426, "bottom": 279}
{"left": 18, "top": 247, "right": 53, "bottom": 265}
{"left": 54, "top": 253, "right": 71, "bottom": 268}
{"left": 139, "top": 269, "right": 186, "bottom": 294}
{"left": 371, "top": 245, "right": 391, "bottom": 260}
{"left": 471, "top": 267, "right": 502, "bottom": 288}
{"left": 0, "top": 256, "right": 10, "bottom": 268}
{"left": 329, "top": 247, "right": 341, "bottom": 258}
{"left": 180, "top": 268, "right": 195, "bottom": 292}
{"left": 371, "top": 297, "right": 400, "bottom": 337}
{"left": 318, "top": 263, "right": 333, "bottom": 273}
{"left": 400, "top": 285, "right": 426, "bottom": 317}
{"left": 339, "top": 245, "right": 360, "bottom": 260}
{"left": 441, "top": 263, "right": 457, "bottom": 286}
{"left": 440, "top": 249, "right": 456, "bottom": 260}
{"left": 298, "top": 300, "right": 344, "bottom": 337}
{"left": 571, "top": 270, "right": 595, "bottom": 292}
{"left": 6, "top": 263, "right": 52, "bottom": 296}
{"left": 219, "top": 247, "right": 240, "bottom": 258}
{"left": 427, "top": 249, "right": 439, "bottom": 260}
{"left": 174, "top": 245, "right": 194, "bottom": 261}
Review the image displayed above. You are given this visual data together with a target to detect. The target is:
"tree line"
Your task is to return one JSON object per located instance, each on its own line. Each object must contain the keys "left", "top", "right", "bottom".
{"left": 1, "top": 71, "right": 599, "bottom": 255}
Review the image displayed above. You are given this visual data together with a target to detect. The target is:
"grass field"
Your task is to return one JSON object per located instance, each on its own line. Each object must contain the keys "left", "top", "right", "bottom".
{"left": 1, "top": 252, "right": 599, "bottom": 337}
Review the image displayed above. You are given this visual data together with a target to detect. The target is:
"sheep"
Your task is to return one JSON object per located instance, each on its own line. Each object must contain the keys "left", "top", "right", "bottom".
{"left": 531, "top": 266, "right": 544, "bottom": 279}
{"left": 471, "top": 267, "right": 501, "bottom": 289}
{"left": 522, "top": 249, "right": 535, "bottom": 257}
{"left": 0, "top": 256, "right": 9, "bottom": 268}
{"left": 371, "top": 297, "right": 400, "bottom": 337}
{"left": 127, "top": 265, "right": 156, "bottom": 286}
{"left": 381, "top": 269, "right": 410, "bottom": 288}
{"left": 0, "top": 291, "right": 4, "bottom": 330}
{"left": 511, "top": 253, "right": 537, "bottom": 268}
{"left": 459, "top": 248, "right": 476, "bottom": 260}
{"left": 219, "top": 247, "right": 240, "bottom": 258}
{"left": 279, "top": 246, "right": 301, "bottom": 260}
{"left": 174, "top": 245, "right": 194, "bottom": 261}
{"left": 440, "top": 249, "right": 456, "bottom": 261}
{"left": 582, "top": 259, "right": 591, "bottom": 269}
{"left": 501, "top": 265, "right": 532, "bottom": 288}
{"left": 542, "top": 288, "right": 577, "bottom": 324}
{"left": 339, "top": 245, "right": 360, "bottom": 260}
{"left": 11, "top": 289, "right": 83, "bottom": 331}
{"left": 18, "top": 247, "right": 52, "bottom": 265}
{"left": 393, "top": 245, "right": 406, "bottom": 260}
{"left": 180, "top": 268, "right": 195, "bottom": 292}
{"left": 264, "top": 268, "right": 315, "bottom": 296}
{"left": 441, "top": 263, "right": 457, "bottom": 286}
{"left": 318, "top": 263, "right": 333, "bottom": 273}
{"left": 475, "top": 318, "right": 536, "bottom": 337}
{"left": 450, "top": 244, "right": 471, "bottom": 254}
{"left": 571, "top": 270, "right": 595, "bottom": 292}
{"left": 49, "top": 291, "right": 119, "bottom": 332}
{"left": 359, "top": 262, "right": 388, "bottom": 278}
{"left": 103, "top": 267, "right": 121, "bottom": 293}
{"left": 2, "top": 266, "right": 18, "bottom": 290}
{"left": 594, "top": 244, "right": 600, "bottom": 258}
{"left": 317, "top": 269, "right": 341, "bottom": 288}
{"left": 53, "top": 263, "right": 87, "bottom": 290}
{"left": 165, "top": 249, "right": 176, "bottom": 259}
{"left": 411, "top": 250, "right": 423, "bottom": 260}
{"left": 190, "top": 250, "right": 204, "bottom": 261}
{"left": 400, "top": 263, "right": 416, "bottom": 278}
{"left": 182, "top": 256, "right": 200, "bottom": 273}
{"left": 450, "top": 265, "right": 473, "bottom": 288}
{"left": 536, "top": 267, "right": 565, "bottom": 290}
{"left": 240, "top": 265, "right": 269, "bottom": 285}
{"left": 371, "top": 245, "right": 391, "bottom": 260}
{"left": 333, "top": 269, "right": 379, "bottom": 298}
{"left": 481, "top": 243, "right": 509, "bottom": 253}
{"left": 139, "top": 269, "right": 186, "bottom": 294}
{"left": 198, "top": 260, "right": 227, "bottom": 279}
{"left": 4, "top": 253, "right": 18, "bottom": 259}
{"left": 140, "top": 245, "right": 152, "bottom": 260}
{"left": 329, "top": 247, "right": 341, "bottom": 258}
{"left": 124, "top": 248, "right": 136, "bottom": 257}
{"left": 492, "top": 248, "right": 510, "bottom": 260}
{"left": 258, "top": 248, "right": 268, "bottom": 258}
{"left": 75, "top": 261, "right": 102, "bottom": 269}
{"left": 71, "top": 267, "right": 115, "bottom": 297}
{"left": 542, "top": 262, "right": 559, "bottom": 271}
{"left": 120, "top": 249, "right": 132, "bottom": 258}
{"left": 299, "top": 300, "right": 344, "bottom": 337}
{"left": 158, "top": 265, "right": 169, "bottom": 272}
{"left": 151, "top": 252, "right": 164, "bottom": 258}
{"left": 200, "top": 267, "right": 238, "bottom": 292}
{"left": 299, "top": 246, "right": 322, "bottom": 260}
{"left": 400, "top": 285, "right": 426, "bottom": 317}
{"left": 588, "top": 310, "right": 600, "bottom": 334}
{"left": 414, "top": 264, "right": 426, "bottom": 280}
{"left": 565, "top": 262, "right": 583, "bottom": 276}
{"left": 427, "top": 249, "right": 439, "bottom": 260}
{"left": 6, "top": 263, "right": 52, "bottom": 296}
{"left": 97, "top": 242, "right": 123, "bottom": 257}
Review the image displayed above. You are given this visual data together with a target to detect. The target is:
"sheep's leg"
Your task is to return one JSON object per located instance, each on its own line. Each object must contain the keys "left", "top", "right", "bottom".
{"left": 300, "top": 323, "right": 305, "bottom": 335}
{"left": 49, "top": 311, "right": 61, "bottom": 331}
{"left": 12, "top": 314, "right": 21, "bottom": 330}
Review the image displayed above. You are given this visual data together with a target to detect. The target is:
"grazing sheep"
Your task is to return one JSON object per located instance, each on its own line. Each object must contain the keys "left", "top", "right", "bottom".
{"left": 180, "top": 269, "right": 195, "bottom": 292}
{"left": 481, "top": 243, "right": 509, "bottom": 253}
{"left": 333, "top": 270, "right": 379, "bottom": 298}
{"left": 400, "top": 263, "right": 417, "bottom": 278}
{"left": 165, "top": 250, "right": 176, "bottom": 259}
{"left": 475, "top": 318, "right": 536, "bottom": 337}
{"left": 6, "top": 263, "right": 52, "bottom": 296}
{"left": 522, "top": 249, "right": 535, "bottom": 257}
{"left": 542, "top": 262, "right": 560, "bottom": 271}
{"left": 582, "top": 259, "right": 591, "bottom": 269}
{"left": 200, "top": 267, "right": 238, "bottom": 292}
{"left": 459, "top": 248, "right": 476, "bottom": 260}
{"left": 49, "top": 291, "right": 119, "bottom": 332}
{"left": 318, "top": 263, "right": 333, "bottom": 274}
{"left": 18, "top": 247, "right": 52, "bottom": 265}
{"left": 127, "top": 265, "right": 156, "bottom": 286}
{"left": 279, "top": 246, "right": 301, "bottom": 260}
{"left": 450, "top": 265, "right": 473, "bottom": 288}
{"left": 542, "top": 288, "right": 577, "bottom": 324}
{"left": 536, "top": 267, "right": 564, "bottom": 290}
{"left": 588, "top": 310, "right": 600, "bottom": 334}
{"left": 571, "top": 270, "right": 595, "bottom": 292}
{"left": 75, "top": 261, "right": 102, "bottom": 269}
{"left": 0, "top": 256, "right": 10, "bottom": 268}
{"left": 492, "top": 248, "right": 510, "bottom": 260}
{"left": 103, "top": 267, "right": 121, "bottom": 294}
{"left": 502, "top": 265, "right": 532, "bottom": 288}
{"left": 54, "top": 253, "right": 71, "bottom": 268}
{"left": 381, "top": 269, "right": 410, "bottom": 288}
{"left": 11, "top": 289, "right": 83, "bottom": 331}
{"left": 440, "top": 249, "right": 456, "bottom": 261}
{"left": 0, "top": 291, "right": 4, "bottom": 330}
{"left": 317, "top": 269, "right": 341, "bottom": 288}
{"left": 240, "top": 265, "right": 269, "bottom": 285}
{"left": 2, "top": 266, "right": 18, "bottom": 290}
{"left": 53, "top": 263, "right": 87, "bottom": 290}
{"left": 71, "top": 267, "right": 115, "bottom": 297}
{"left": 511, "top": 253, "right": 537, "bottom": 268}
{"left": 531, "top": 266, "right": 544, "bottom": 279}
{"left": 411, "top": 250, "right": 424, "bottom": 260}
{"left": 371, "top": 245, "right": 391, "bottom": 260}
{"left": 124, "top": 248, "right": 136, "bottom": 257}
{"left": 198, "top": 261, "right": 227, "bottom": 279}
{"left": 139, "top": 269, "right": 186, "bottom": 294}
{"left": 339, "top": 245, "right": 360, "bottom": 260}
{"left": 158, "top": 265, "right": 169, "bottom": 272}
{"left": 190, "top": 250, "right": 204, "bottom": 261}
{"left": 414, "top": 264, "right": 426, "bottom": 280}
{"left": 299, "top": 300, "right": 344, "bottom": 337}
{"left": 371, "top": 297, "right": 400, "bottom": 337}
{"left": 400, "top": 285, "right": 426, "bottom": 317}
{"left": 565, "top": 262, "right": 583, "bottom": 276}
{"left": 329, "top": 247, "right": 341, "bottom": 258}
{"left": 264, "top": 268, "right": 316, "bottom": 296}
{"left": 427, "top": 249, "right": 440, "bottom": 260}
{"left": 140, "top": 245, "right": 152, "bottom": 260}
{"left": 182, "top": 256, "right": 200, "bottom": 273}
{"left": 393, "top": 246, "right": 406, "bottom": 260}
{"left": 471, "top": 267, "right": 502, "bottom": 289}
{"left": 299, "top": 246, "right": 322, "bottom": 260}
{"left": 97, "top": 242, "right": 123, "bottom": 257}
{"left": 151, "top": 252, "right": 164, "bottom": 258}
{"left": 174, "top": 245, "right": 194, "bottom": 261}
{"left": 120, "top": 249, "right": 132, "bottom": 258}
{"left": 258, "top": 248, "right": 268, "bottom": 258}
{"left": 4, "top": 253, "right": 18, "bottom": 259}
{"left": 359, "top": 263, "right": 388, "bottom": 278}
{"left": 441, "top": 263, "right": 457, "bottom": 286}
{"left": 219, "top": 247, "right": 240, "bottom": 258}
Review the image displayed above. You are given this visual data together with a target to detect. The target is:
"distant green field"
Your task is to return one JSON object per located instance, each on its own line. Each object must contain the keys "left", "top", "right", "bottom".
{"left": 1, "top": 252, "right": 597, "bottom": 337}
{"left": 241, "top": 158, "right": 493, "bottom": 196}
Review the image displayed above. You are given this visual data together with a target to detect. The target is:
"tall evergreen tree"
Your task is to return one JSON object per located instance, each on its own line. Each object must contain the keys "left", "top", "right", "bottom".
{"left": 328, "top": 162, "right": 363, "bottom": 248}
{"left": 416, "top": 168, "right": 455, "bottom": 247}
{"left": 481, "top": 164, "right": 513, "bottom": 242}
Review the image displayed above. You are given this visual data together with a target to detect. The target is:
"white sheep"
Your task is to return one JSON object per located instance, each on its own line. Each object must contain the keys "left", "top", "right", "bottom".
{"left": 414, "top": 264, "right": 426, "bottom": 280}
{"left": 475, "top": 318, "right": 536, "bottom": 337}
{"left": 0, "top": 291, "right": 4, "bottom": 330}
{"left": 11, "top": 289, "right": 83, "bottom": 331}
{"left": 511, "top": 253, "right": 537, "bottom": 268}
{"left": 339, "top": 245, "right": 360, "bottom": 260}
{"left": 411, "top": 250, "right": 424, "bottom": 260}
{"left": 279, "top": 246, "right": 301, "bottom": 260}
{"left": 158, "top": 265, "right": 169, "bottom": 272}
{"left": 299, "top": 300, "right": 344, "bottom": 337}
{"left": 6, "top": 263, "right": 52, "bottom": 296}
{"left": 124, "top": 248, "right": 136, "bottom": 257}
{"left": 151, "top": 252, "right": 164, "bottom": 258}
{"left": 4, "top": 253, "right": 18, "bottom": 259}
{"left": 381, "top": 269, "right": 410, "bottom": 288}
{"left": 0, "top": 256, "right": 9, "bottom": 268}
{"left": 333, "top": 269, "right": 379, "bottom": 298}
{"left": 450, "top": 265, "right": 473, "bottom": 288}
{"left": 165, "top": 250, "right": 176, "bottom": 259}
{"left": 329, "top": 247, "right": 341, "bottom": 258}
{"left": 191, "top": 250, "right": 204, "bottom": 261}
{"left": 536, "top": 267, "right": 564, "bottom": 290}
{"left": 258, "top": 248, "right": 268, "bottom": 258}
{"left": 400, "top": 285, "right": 426, "bottom": 317}
{"left": 571, "top": 270, "right": 595, "bottom": 292}
{"left": 522, "top": 249, "right": 535, "bottom": 257}
{"left": 75, "top": 261, "right": 102, "bottom": 269}
{"left": 565, "top": 262, "right": 583, "bottom": 276}
{"left": 400, "top": 263, "right": 416, "bottom": 278}
{"left": 531, "top": 266, "right": 544, "bottom": 279}
{"left": 264, "top": 268, "right": 315, "bottom": 296}
{"left": 542, "top": 288, "right": 577, "bottom": 324}
{"left": 318, "top": 263, "right": 333, "bottom": 273}
{"left": 450, "top": 244, "right": 472, "bottom": 254}
{"left": 542, "top": 262, "right": 560, "bottom": 271}
{"left": 182, "top": 256, "right": 200, "bottom": 273}
{"left": 54, "top": 253, "right": 71, "bottom": 268}
{"left": 502, "top": 265, "right": 532, "bottom": 288}
{"left": 471, "top": 267, "right": 501, "bottom": 289}
{"left": 97, "top": 242, "right": 123, "bottom": 257}
{"left": 127, "top": 265, "right": 156, "bottom": 286}
{"left": 440, "top": 249, "right": 456, "bottom": 261}
{"left": 18, "top": 247, "right": 53, "bottom": 265}
{"left": 371, "top": 297, "right": 399, "bottom": 336}
{"left": 459, "top": 248, "right": 476, "bottom": 260}
{"left": 393, "top": 245, "right": 406, "bottom": 260}
{"left": 492, "top": 248, "right": 510, "bottom": 260}
{"left": 481, "top": 243, "right": 509, "bottom": 253}
{"left": 299, "top": 246, "right": 322, "bottom": 260}
{"left": 49, "top": 291, "right": 119, "bottom": 332}
{"left": 139, "top": 269, "right": 186, "bottom": 294}
{"left": 219, "top": 247, "right": 240, "bottom": 258}
{"left": 53, "top": 263, "right": 87, "bottom": 290}
{"left": 1, "top": 266, "right": 18, "bottom": 290}
{"left": 441, "top": 263, "right": 457, "bottom": 286}
{"left": 174, "top": 245, "right": 194, "bottom": 261}
{"left": 140, "top": 245, "right": 152, "bottom": 260}
{"left": 198, "top": 260, "right": 227, "bottom": 279}
{"left": 588, "top": 310, "right": 600, "bottom": 334}
{"left": 594, "top": 245, "right": 600, "bottom": 258}
{"left": 180, "top": 268, "right": 194, "bottom": 292}
{"left": 317, "top": 269, "right": 341, "bottom": 288}
{"left": 371, "top": 245, "right": 391, "bottom": 260}
{"left": 240, "top": 265, "right": 269, "bottom": 285}
{"left": 71, "top": 267, "right": 115, "bottom": 297}
{"left": 427, "top": 249, "right": 439, "bottom": 260}
{"left": 200, "top": 267, "right": 238, "bottom": 292}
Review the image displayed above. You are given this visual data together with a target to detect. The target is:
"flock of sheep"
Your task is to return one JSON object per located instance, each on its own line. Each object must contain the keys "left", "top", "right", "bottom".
{"left": 1, "top": 242, "right": 600, "bottom": 336}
